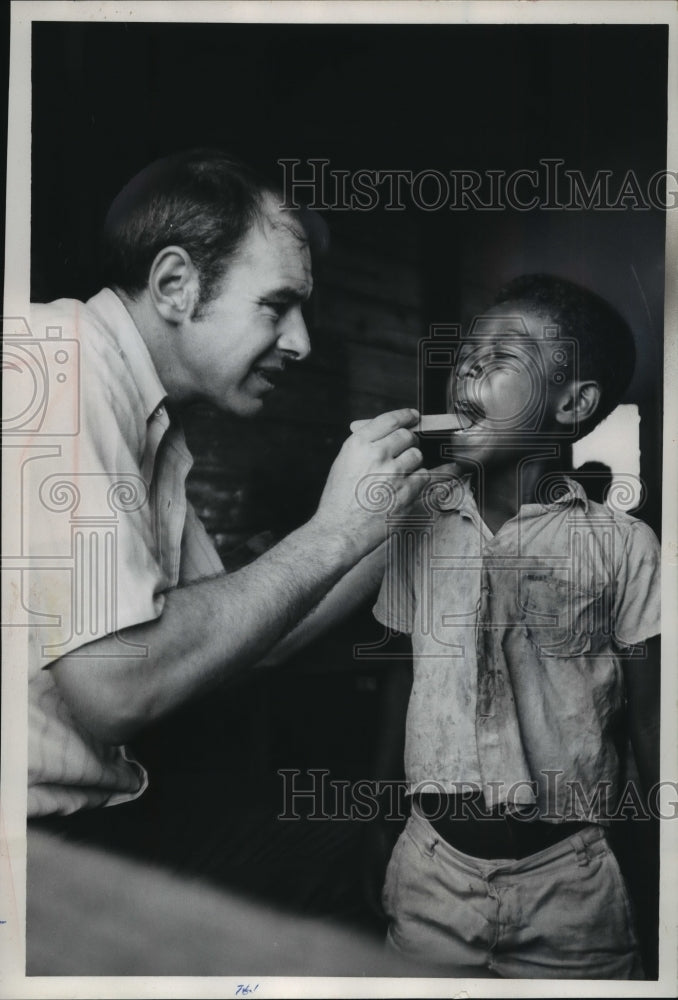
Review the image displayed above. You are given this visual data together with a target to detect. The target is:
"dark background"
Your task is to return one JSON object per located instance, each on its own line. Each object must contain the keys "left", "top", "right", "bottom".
{"left": 29, "top": 18, "right": 667, "bottom": 964}
{"left": 31, "top": 22, "right": 667, "bottom": 531}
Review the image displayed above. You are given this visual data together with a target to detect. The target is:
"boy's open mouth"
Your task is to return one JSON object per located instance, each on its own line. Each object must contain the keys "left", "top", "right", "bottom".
{"left": 452, "top": 398, "right": 486, "bottom": 426}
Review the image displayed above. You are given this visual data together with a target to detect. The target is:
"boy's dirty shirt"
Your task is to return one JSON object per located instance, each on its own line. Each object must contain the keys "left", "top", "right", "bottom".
{"left": 373, "top": 470, "right": 661, "bottom": 822}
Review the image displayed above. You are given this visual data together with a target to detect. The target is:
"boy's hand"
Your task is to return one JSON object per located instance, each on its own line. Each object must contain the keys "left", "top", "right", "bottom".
{"left": 312, "top": 408, "right": 429, "bottom": 559}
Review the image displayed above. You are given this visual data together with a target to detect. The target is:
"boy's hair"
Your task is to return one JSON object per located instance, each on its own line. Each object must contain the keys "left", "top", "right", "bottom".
{"left": 100, "top": 148, "right": 325, "bottom": 316}
{"left": 493, "top": 273, "right": 636, "bottom": 432}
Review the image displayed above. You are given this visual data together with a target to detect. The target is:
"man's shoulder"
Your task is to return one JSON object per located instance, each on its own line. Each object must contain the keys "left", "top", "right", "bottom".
{"left": 29, "top": 292, "right": 126, "bottom": 374}
{"left": 31, "top": 291, "right": 118, "bottom": 345}
{"left": 28, "top": 291, "right": 149, "bottom": 446}
{"left": 31, "top": 292, "right": 101, "bottom": 329}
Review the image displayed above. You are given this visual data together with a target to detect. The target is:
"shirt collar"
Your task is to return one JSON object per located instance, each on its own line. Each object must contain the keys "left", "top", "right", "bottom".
{"left": 87, "top": 287, "right": 168, "bottom": 420}
{"left": 544, "top": 475, "right": 590, "bottom": 512}
{"left": 431, "top": 467, "right": 589, "bottom": 515}
{"left": 429, "top": 463, "right": 477, "bottom": 517}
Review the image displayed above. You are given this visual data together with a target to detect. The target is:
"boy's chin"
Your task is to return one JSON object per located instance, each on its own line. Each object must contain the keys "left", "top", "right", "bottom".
{"left": 446, "top": 445, "right": 492, "bottom": 470}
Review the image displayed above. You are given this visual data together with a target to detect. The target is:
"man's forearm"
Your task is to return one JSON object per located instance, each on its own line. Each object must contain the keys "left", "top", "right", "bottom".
{"left": 259, "top": 543, "right": 386, "bottom": 666}
{"left": 51, "top": 407, "right": 428, "bottom": 744}
{"left": 52, "top": 517, "right": 360, "bottom": 744}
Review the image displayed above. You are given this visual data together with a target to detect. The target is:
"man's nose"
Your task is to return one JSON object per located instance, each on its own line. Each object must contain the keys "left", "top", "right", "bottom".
{"left": 278, "top": 308, "right": 311, "bottom": 362}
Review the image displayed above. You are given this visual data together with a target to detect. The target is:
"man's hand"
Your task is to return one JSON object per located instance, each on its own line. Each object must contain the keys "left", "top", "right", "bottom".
{"left": 312, "top": 409, "right": 428, "bottom": 559}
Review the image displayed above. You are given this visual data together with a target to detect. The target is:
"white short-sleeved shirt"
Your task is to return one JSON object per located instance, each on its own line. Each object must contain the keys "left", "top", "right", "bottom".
{"left": 373, "top": 470, "right": 661, "bottom": 823}
{"left": 24, "top": 289, "right": 223, "bottom": 817}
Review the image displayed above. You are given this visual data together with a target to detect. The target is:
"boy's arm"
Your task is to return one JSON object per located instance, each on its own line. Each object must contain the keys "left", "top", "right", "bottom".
{"left": 614, "top": 520, "right": 662, "bottom": 799}
{"left": 622, "top": 634, "right": 660, "bottom": 798}
{"left": 621, "top": 633, "right": 661, "bottom": 979}
{"left": 371, "top": 645, "right": 413, "bottom": 780}
{"left": 358, "top": 522, "right": 416, "bottom": 915}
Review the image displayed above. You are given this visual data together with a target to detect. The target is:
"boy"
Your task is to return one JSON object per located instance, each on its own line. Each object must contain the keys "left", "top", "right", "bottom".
{"left": 373, "top": 274, "right": 661, "bottom": 979}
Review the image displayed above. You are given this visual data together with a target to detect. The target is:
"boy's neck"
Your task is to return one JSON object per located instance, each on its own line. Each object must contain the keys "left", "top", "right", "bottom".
{"left": 472, "top": 454, "right": 571, "bottom": 534}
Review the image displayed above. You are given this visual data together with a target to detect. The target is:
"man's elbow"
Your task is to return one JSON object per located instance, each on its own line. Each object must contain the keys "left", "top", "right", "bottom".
{"left": 80, "top": 707, "right": 146, "bottom": 747}
{"left": 50, "top": 656, "right": 154, "bottom": 746}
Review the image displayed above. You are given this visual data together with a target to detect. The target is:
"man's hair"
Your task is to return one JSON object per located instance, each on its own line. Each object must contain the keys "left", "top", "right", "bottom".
{"left": 493, "top": 273, "right": 636, "bottom": 432}
{"left": 100, "top": 149, "right": 321, "bottom": 314}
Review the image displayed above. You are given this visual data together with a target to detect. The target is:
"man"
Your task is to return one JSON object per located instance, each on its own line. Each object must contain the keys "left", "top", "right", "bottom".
{"left": 25, "top": 149, "right": 426, "bottom": 821}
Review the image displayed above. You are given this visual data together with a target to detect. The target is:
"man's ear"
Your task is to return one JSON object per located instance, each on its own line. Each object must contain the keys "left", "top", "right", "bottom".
{"left": 554, "top": 379, "right": 602, "bottom": 427}
{"left": 147, "top": 246, "right": 200, "bottom": 323}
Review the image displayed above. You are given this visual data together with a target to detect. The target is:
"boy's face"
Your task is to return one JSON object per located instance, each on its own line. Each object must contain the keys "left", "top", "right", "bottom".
{"left": 446, "top": 301, "right": 568, "bottom": 467}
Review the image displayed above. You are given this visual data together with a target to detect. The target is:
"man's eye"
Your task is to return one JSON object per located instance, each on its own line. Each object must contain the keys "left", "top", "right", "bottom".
{"left": 262, "top": 301, "right": 288, "bottom": 318}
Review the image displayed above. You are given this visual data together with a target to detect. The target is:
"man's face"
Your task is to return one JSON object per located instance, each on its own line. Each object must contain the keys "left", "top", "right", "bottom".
{"left": 446, "top": 302, "right": 566, "bottom": 467}
{"left": 176, "top": 194, "right": 313, "bottom": 415}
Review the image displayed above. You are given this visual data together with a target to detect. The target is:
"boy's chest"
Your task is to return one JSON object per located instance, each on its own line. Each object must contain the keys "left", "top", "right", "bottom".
{"left": 411, "top": 509, "right": 617, "bottom": 655}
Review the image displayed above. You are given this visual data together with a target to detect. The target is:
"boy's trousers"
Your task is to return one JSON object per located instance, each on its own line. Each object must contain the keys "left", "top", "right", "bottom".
{"left": 382, "top": 806, "right": 644, "bottom": 979}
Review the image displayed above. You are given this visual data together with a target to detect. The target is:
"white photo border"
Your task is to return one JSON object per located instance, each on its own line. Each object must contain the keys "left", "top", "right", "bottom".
{"left": 2, "top": 2, "right": 677, "bottom": 997}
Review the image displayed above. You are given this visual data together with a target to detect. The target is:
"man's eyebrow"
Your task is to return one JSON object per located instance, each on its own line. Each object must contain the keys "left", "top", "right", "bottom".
{"left": 262, "top": 284, "right": 313, "bottom": 303}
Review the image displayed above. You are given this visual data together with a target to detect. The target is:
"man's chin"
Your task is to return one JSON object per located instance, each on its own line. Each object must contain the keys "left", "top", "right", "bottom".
{"left": 241, "top": 397, "right": 267, "bottom": 418}
{"left": 218, "top": 390, "right": 267, "bottom": 419}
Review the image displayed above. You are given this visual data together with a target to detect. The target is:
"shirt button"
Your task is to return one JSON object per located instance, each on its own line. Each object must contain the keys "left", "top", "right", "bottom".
{"left": 155, "top": 406, "right": 164, "bottom": 416}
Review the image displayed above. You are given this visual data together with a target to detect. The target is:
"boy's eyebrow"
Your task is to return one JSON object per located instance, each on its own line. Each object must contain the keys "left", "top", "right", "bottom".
{"left": 496, "top": 325, "right": 530, "bottom": 337}
{"left": 490, "top": 328, "right": 535, "bottom": 345}
{"left": 463, "top": 328, "right": 530, "bottom": 344}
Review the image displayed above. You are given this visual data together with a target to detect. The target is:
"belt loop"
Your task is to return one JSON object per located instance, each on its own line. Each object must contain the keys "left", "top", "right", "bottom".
{"left": 572, "top": 833, "right": 590, "bottom": 867}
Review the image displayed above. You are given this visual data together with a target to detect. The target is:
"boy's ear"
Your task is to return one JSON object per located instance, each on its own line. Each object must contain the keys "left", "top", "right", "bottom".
{"left": 147, "top": 246, "right": 200, "bottom": 323}
{"left": 554, "top": 379, "right": 602, "bottom": 427}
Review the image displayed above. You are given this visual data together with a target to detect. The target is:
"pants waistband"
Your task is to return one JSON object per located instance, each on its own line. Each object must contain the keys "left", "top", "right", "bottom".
{"left": 411, "top": 792, "right": 596, "bottom": 862}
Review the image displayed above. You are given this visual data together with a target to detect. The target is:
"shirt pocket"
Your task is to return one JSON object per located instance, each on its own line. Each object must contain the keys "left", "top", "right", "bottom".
{"left": 518, "top": 573, "right": 611, "bottom": 657}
